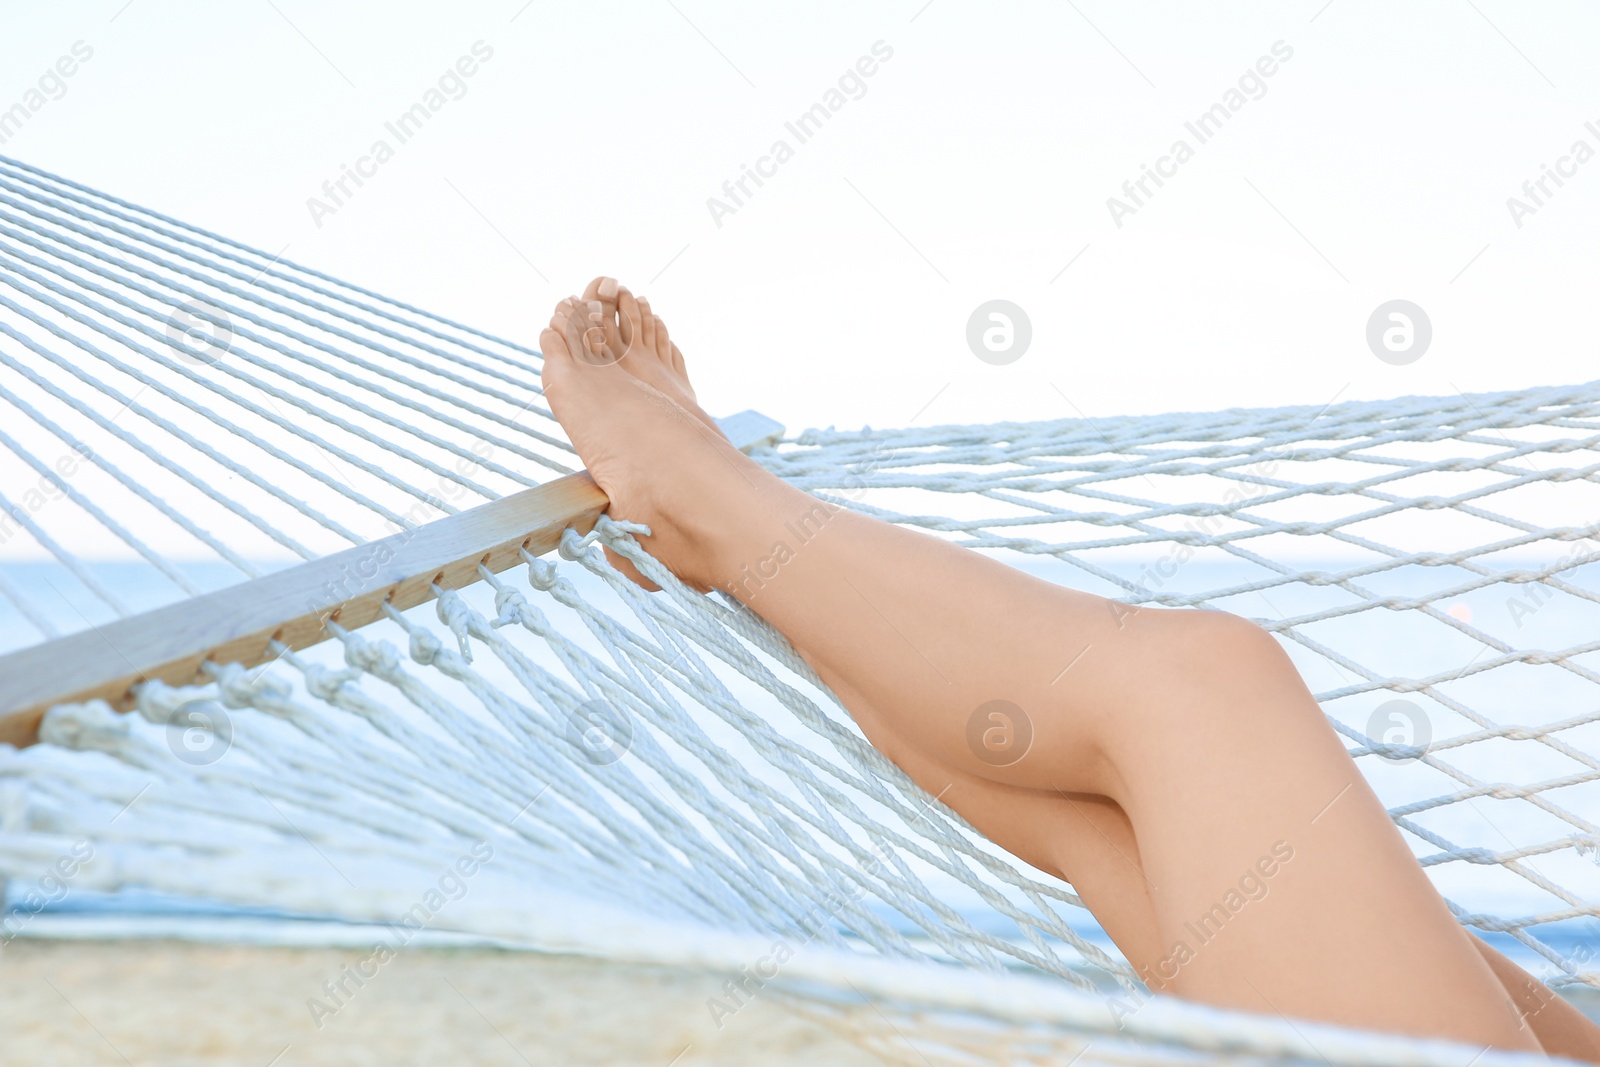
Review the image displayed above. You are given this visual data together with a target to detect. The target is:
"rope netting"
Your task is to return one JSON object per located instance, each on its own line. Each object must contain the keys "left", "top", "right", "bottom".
{"left": 0, "top": 154, "right": 1596, "bottom": 1066}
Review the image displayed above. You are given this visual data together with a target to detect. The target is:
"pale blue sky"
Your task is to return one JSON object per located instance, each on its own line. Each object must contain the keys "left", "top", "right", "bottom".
{"left": 1, "top": 0, "right": 1596, "bottom": 435}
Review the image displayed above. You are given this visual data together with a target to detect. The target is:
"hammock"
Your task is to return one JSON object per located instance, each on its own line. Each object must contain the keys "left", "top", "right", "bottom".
{"left": 0, "top": 152, "right": 1595, "bottom": 1067}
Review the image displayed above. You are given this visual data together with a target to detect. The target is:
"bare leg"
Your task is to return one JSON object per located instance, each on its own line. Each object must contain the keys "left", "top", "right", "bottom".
{"left": 1474, "top": 941, "right": 1600, "bottom": 1061}
{"left": 539, "top": 282, "right": 1545, "bottom": 1051}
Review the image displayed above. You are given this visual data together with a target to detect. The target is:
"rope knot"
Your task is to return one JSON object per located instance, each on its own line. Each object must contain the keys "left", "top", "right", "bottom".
{"left": 434, "top": 590, "right": 475, "bottom": 661}
{"left": 492, "top": 583, "right": 528, "bottom": 620}
{"left": 343, "top": 633, "right": 402, "bottom": 677}
{"left": 594, "top": 514, "right": 651, "bottom": 550}
{"left": 557, "top": 527, "right": 592, "bottom": 561}
{"left": 408, "top": 627, "right": 444, "bottom": 666}
{"left": 38, "top": 701, "right": 129, "bottom": 753}
{"left": 558, "top": 518, "right": 649, "bottom": 561}
{"left": 134, "top": 686, "right": 203, "bottom": 729}
{"left": 303, "top": 663, "right": 359, "bottom": 702}
{"left": 132, "top": 679, "right": 182, "bottom": 725}
{"left": 526, "top": 558, "right": 560, "bottom": 591}
{"left": 214, "top": 663, "right": 289, "bottom": 708}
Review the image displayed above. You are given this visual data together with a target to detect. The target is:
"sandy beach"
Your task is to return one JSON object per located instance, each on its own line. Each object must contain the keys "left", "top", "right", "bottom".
{"left": 4, "top": 935, "right": 1600, "bottom": 1065}
{"left": 0, "top": 939, "right": 891, "bottom": 1066}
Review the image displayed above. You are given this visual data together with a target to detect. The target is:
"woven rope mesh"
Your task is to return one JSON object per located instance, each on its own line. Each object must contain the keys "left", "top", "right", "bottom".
{"left": 776, "top": 385, "right": 1600, "bottom": 982}
{"left": 0, "top": 152, "right": 1597, "bottom": 1065}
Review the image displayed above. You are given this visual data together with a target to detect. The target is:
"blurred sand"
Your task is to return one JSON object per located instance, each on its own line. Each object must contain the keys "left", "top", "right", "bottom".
{"left": 0, "top": 939, "right": 889, "bottom": 1066}
{"left": 6, "top": 938, "right": 1597, "bottom": 1065}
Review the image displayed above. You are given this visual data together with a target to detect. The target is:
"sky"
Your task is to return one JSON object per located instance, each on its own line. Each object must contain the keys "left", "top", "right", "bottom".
{"left": 0, "top": 0, "right": 1597, "bottom": 437}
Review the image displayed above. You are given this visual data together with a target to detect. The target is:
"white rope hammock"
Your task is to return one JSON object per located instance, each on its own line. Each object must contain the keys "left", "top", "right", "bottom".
{"left": 0, "top": 153, "right": 1595, "bottom": 1067}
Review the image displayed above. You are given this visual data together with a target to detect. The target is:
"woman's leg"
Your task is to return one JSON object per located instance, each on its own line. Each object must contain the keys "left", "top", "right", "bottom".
{"left": 883, "top": 721, "right": 1599, "bottom": 1060}
{"left": 539, "top": 283, "right": 1544, "bottom": 1051}
{"left": 1474, "top": 941, "right": 1600, "bottom": 1060}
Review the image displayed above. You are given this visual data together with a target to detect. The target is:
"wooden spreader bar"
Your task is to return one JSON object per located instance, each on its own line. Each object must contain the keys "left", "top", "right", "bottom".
{"left": 0, "top": 410, "right": 784, "bottom": 748}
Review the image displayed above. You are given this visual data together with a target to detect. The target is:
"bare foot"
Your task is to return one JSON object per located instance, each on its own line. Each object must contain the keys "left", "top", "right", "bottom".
{"left": 540, "top": 288, "right": 782, "bottom": 592}
{"left": 572, "top": 276, "right": 725, "bottom": 439}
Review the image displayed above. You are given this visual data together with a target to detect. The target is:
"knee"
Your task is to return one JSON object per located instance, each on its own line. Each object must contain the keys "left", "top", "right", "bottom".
{"left": 1174, "top": 608, "right": 1287, "bottom": 672}
{"left": 1075, "top": 606, "right": 1330, "bottom": 802}
{"left": 1118, "top": 608, "right": 1303, "bottom": 727}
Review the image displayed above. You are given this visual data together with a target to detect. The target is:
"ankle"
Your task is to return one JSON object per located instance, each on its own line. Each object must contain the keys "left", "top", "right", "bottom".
{"left": 689, "top": 466, "right": 840, "bottom": 599}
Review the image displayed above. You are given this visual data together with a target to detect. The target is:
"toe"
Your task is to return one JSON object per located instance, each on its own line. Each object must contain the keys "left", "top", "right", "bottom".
{"left": 552, "top": 303, "right": 595, "bottom": 366}
{"left": 578, "top": 279, "right": 625, "bottom": 361}
{"left": 580, "top": 300, "right": 614, "bottom": 364}
{"left": 598, "top": 300, "right": 625, "bottom": 360}
{"left": 669, "top": 342, "right": 687, "bottom": 378}
{"left": 653, "top": 315, "right": 672, "bottom": 363}
{"left": 581, "top": 276, "right": 620, "bottom": 304}
{"left": 540, "top": 322, "right": 571, "bottom": 361}
{"left": 636, "top": 296, "right": 658, "bottom": 352}
{"left": 538, "top": 323, "right": 573, "bottom": 398}
{"left": 617, "top": 287, "right": 642, "bottom": 352}
{"left": 579, "top": 278, "right": 620, "bottom": 356}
